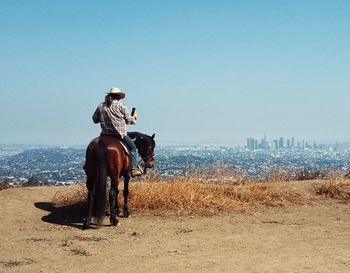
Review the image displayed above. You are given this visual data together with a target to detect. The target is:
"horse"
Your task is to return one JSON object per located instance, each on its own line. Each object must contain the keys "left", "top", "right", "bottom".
{"left": 83, "top": 132, "right": 156, "bottom": 229}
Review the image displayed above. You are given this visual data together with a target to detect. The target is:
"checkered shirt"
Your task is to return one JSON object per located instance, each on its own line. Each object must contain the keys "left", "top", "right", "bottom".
{"left": 92, "top": 100, "right": 136, "bottom": 137}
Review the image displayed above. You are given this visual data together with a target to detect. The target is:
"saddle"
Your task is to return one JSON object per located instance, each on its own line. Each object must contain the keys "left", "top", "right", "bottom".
{"left": 99, "top": 133, "right": 130, "bottom": 155}
{"left": 118, "top": 140, "right": 130, "bottom": 155}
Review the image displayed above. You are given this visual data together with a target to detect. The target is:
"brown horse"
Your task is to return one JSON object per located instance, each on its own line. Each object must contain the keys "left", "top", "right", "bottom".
{"left": 83, "top": 132, "right": 155, "bottom": 229}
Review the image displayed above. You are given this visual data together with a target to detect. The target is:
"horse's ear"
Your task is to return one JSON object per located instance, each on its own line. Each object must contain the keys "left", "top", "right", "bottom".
{"left": 151, "top": 133, "right": 155, "bottom": 139}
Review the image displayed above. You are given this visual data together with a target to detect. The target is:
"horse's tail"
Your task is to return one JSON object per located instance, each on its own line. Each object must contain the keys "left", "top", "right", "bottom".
{"left": 92, "top": 147, "right": 107, "bottom": 227}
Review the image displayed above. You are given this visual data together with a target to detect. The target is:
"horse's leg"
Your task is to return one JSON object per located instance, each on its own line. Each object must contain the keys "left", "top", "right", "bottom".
{"left": 83, "top": 189, "right": 94, "bottom": 229}
{"left": 123, "top": 175, "right": 130, "bottom": 218}
{"left": 109, "top": 175, "right": 119, "bottom": 226}
{"left": 83, "top": 176, "right": 95, "bottom": 229}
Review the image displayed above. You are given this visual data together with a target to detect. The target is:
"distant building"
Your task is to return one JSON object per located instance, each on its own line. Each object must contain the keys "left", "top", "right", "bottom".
{"left": 272, "top": 139, "right": 278, "bottom": 150}
{"left": 291, "top": 137, "right": 295, "bottom": 148}
{"left": 279, "top": 137, "right": 284, "bottom": 149}
{"left": 287, "top": 139, "right": 291, "bottom": 148}
{"left": 247, "top": 137, "right": 260, "bottom": 150}
{"left": 247, "top": 138, "right": 255, "bottom": 150}
{"left": 260, "top": 135, "right": 269, "bottom": 150}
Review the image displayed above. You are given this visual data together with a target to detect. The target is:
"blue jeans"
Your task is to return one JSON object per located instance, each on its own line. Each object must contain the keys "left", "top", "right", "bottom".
{"left": 123, "top": 135, "right": 138, "bottom": 169}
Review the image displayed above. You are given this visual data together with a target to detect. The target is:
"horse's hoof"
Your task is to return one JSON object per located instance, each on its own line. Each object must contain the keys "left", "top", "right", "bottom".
{"left": 110, "top": 217, "right": 119, "bottom": 226}
{"left": 83, "top": 219, "right": 90, "bottom": 230}
{"left": 123, "top": 211, "right": 129, "bottom": 218}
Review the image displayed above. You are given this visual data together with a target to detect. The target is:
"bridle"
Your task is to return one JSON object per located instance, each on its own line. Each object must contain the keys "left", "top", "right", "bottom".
{"left": 131, "top": 133, "right": 155, "bottom": 170}
{"left": 139, "top": 152, "right": 155, "bottom": 167}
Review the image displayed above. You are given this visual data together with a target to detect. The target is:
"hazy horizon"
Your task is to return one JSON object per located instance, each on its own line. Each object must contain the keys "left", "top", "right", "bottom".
{"left": 1, "top": 1, "right": 350, "bottom": 146}
{"left": 0, "top": 135, "right": 349, "bottom": 148}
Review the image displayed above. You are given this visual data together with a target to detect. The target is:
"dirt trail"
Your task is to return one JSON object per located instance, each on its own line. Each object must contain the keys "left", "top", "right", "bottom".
{"left": 0, "top": 185, "right": 349, "bottom": 273}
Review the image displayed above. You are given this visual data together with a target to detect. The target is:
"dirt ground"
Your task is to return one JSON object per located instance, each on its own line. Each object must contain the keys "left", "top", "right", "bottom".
{"left": 0, "top": 184, "right": 349, "bottom": 273}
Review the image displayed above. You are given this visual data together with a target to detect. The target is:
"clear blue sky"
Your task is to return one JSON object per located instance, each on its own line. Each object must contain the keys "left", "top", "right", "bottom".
{"left": 1, "top": 1, "right": 349, "bottom": 145}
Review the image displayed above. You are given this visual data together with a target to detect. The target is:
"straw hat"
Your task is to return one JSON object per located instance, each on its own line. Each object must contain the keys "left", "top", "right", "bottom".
{"left": 106, "top": 87, "right": 125, "bottom": 99}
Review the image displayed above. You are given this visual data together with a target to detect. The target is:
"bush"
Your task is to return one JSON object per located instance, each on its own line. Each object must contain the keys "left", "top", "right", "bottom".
{"left": 0, "top": 178, "right": 11, "bottom": 191}
{"left": 0, "top": 182, "right": 10, "bottom": 191}
{"left": 315, "top": 179, "right": 350, "bottom": 201}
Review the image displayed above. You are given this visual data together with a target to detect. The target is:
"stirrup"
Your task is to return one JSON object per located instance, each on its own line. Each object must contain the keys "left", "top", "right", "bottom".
{"left": 130, "top": 168, "right": 142, "bottom": 178}
{"left": 137, "top": 163, "right": 144, "bottom": 173}
{"left": 137, "top": 159, "right": 145, "bottom": 171}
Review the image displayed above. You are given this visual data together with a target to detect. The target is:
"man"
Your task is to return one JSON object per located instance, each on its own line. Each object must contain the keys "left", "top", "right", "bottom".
{"left": 92, "top": 87, "right": 142, "bottom": 177}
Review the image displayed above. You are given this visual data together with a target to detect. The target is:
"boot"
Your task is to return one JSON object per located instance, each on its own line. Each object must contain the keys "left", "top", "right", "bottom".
{"left": 131, "top": 168, "right": 142, "bottom": 177}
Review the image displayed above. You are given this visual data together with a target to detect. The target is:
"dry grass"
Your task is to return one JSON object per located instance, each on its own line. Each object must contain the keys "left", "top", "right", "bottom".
{"left": 0, "top": 183, "right": 10, "bottom": 191}
{"left": 263, "top": 169, "right": 290, "bottom": 182}
{"left": 0, "top": 180, "right": 11, "bottom": 191}
{"left": 128, "top": 180, "right": 303, "bottom": 215}
{"left": 53, "top": 174, "right": 304, "bottom": 216}
{"left": 53, "top": 184, "right": 86, "bottom": 207}
{"left": 314, "top": 179, "right": 350, "bottom": 201}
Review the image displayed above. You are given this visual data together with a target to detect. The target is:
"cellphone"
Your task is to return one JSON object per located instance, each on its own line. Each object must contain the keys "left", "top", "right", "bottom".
{"left": 131, "top": 107, "right": 136, "bottom": 116}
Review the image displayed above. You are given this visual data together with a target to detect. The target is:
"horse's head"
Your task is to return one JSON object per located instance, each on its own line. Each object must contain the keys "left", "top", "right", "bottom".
{"left": 129, "top": 132, "right": 156, "bottom": 169}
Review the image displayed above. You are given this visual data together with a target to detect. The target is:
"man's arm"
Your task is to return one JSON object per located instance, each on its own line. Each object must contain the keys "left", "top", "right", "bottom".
{"left": 121, "top": 104, "right": 136, "bottom": 125}
{"left": 92, "top": 106, "right": 101, "bottom": 124}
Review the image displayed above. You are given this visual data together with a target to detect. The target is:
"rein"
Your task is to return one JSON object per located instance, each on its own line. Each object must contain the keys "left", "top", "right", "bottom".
{"left": 139, "top": 151, "right": 155, "bottom": 166}
{"left": 143, "top": 154, "right": 155, "bottom": 165}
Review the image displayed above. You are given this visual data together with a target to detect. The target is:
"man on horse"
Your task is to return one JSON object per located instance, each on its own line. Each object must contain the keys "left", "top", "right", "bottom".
{"left": 92, "top": 87, "right": 143, "bottom": 177}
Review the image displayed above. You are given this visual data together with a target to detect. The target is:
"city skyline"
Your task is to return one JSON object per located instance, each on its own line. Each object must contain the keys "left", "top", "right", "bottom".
{"left": 0, "top": 135, "right": 349, "bottom": 151}
{"left": 1, "top": 2, "right": 350, "bottom": 145}
{"left": 246, "top": 135, "right": 333, "bottom": 151}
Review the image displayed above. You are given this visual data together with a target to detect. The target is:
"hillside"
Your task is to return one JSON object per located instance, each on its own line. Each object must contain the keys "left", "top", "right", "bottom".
{"left": 0, "top": 180, "right": 350, "bottom": 273}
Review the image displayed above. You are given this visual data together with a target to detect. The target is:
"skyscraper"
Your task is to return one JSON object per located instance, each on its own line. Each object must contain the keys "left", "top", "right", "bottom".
{"left": 291, "top": 137, "right": 295, "bottom": 148}
{"left": 279, "top": 137, "right": 284, "bottom": 149}
{"left": 247, "top": 138, "right": 256, "bottom": 150}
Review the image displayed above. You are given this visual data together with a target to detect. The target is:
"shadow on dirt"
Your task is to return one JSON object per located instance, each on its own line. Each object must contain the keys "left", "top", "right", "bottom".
{"left": 35, "top": 202, "right": 86, "bottom": 229}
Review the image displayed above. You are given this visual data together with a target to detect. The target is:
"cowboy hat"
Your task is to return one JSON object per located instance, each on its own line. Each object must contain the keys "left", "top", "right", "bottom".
{"left": 106, "top": 87, "right": 125, "bottom": 99}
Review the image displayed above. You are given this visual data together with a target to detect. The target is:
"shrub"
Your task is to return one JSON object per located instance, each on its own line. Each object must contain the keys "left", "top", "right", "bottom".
{"left": 0, "top": 179, "right": 11, "bottom": 191}
{"left": 315, "top": 179, "right": 350, "bottom": 201}
{"left": 0, "top": 182, "right": 10, "bottom": 191}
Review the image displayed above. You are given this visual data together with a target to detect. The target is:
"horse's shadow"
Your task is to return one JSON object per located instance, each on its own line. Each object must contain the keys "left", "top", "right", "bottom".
{"left": 34, "top": 202, "right": 86, "bottom": 229}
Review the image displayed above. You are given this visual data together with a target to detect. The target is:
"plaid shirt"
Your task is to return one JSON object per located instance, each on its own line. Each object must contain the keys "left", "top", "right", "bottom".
{"left": 92, "top": 100, "right": 136, "bottom": 138}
